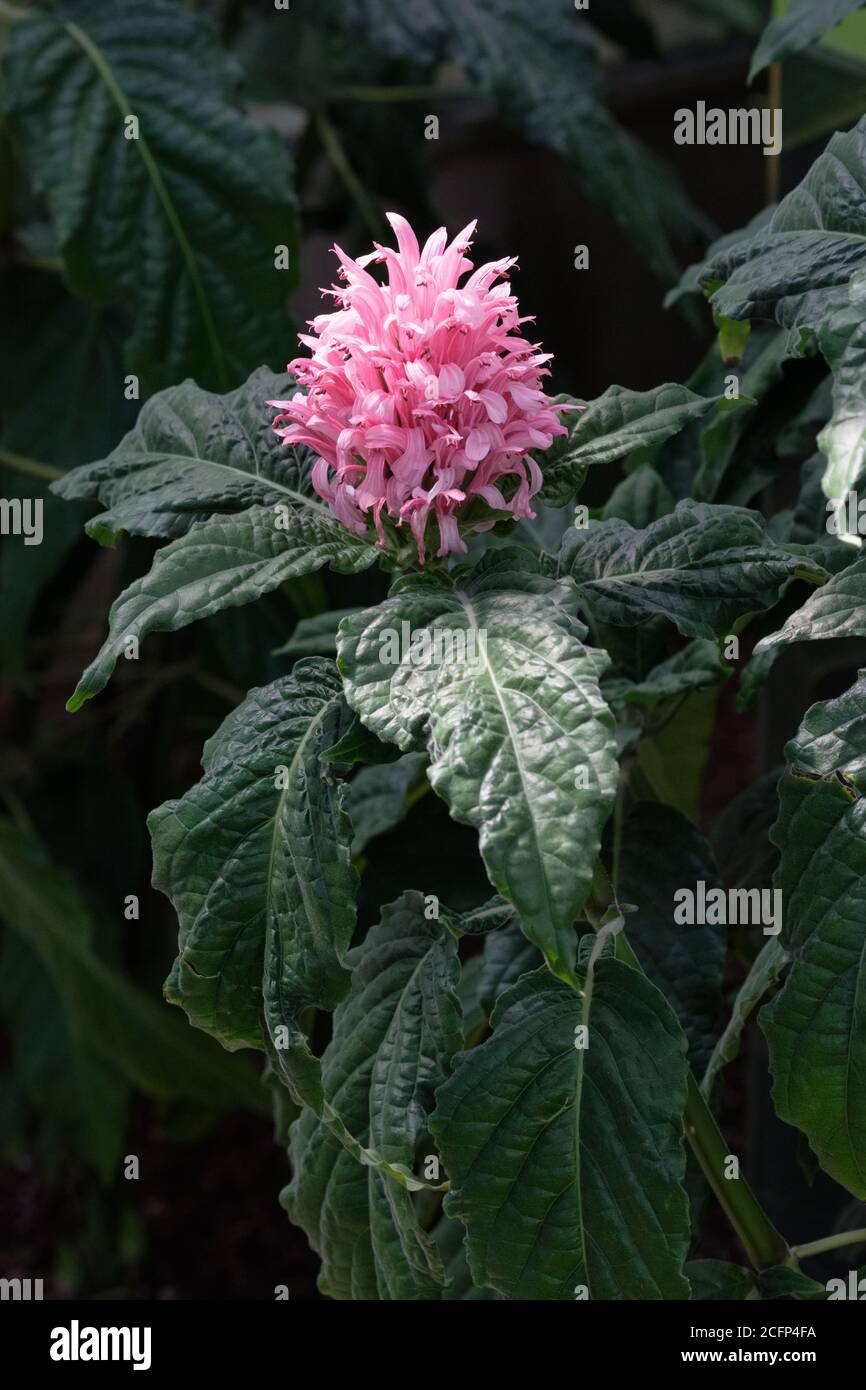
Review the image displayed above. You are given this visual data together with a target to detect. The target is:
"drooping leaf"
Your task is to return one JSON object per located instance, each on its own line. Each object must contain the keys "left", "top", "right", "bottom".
{"left": 701, "top": 937, "right": 788, "bottom": 1099}
{"left": 753, "top": 554, "right": 866, "bottom": 660}
{"left": 347, "top": 752, "right": 428, "bottom": 854}
{"left": 559, "top": 500, "right": 808, "bottom": 639}
{"left": 637, "top": 687, "right": 720, "bottom": 822}
{"left": 2, "top": 0, "right": 298, "bottom": 391}
{"left": 53, "top": 369, "right": 316, "bottom": 545}
{"left": 703, "top": 119, "right": 866, "bottom": 538}
{"left": 150, "top": 660, "right": 356, "bottom": 1109}
{"left": 685, "top": 1260, "right": 755, "bottom": 1300}
{"left": 282, "top": 892, "right": 462, "bottom": 1300}
{"left": 431, "top": 962, "right": 691, "bottom": 1300}
{"left": 757, "top": 1265, "right": 830, "bottom": 1300}
{"left": 0, "top": 819, "right": 265, "bottom": 1116}
{"left": 693, "top": 330, "right": 790, "bottom": 503}
{"left": 617, "top": 803, "right": 727, "bottom": 1077}
{"left": 337, "top": 549, "right": 619, "bottom": 985}
{"left": 433, "top": 1215, "right": 500, "bottom": 1300}
{"left": 664, "top": 207, "right": 775, "bottom": 310}
{"left": 750, "top": 0, "right": 866, "bottom": 79}
{"left": 66, "top": 504, "right": 377, "bottom": 711}
{"left": 603, "top": 639, "right": 727, "bottom": 709}
{"left": 761, "top": 672, "right": 866, "bottom": 1196}
{"left": 601, "top": 466, "right": 675, "bottom": 528}
{"left": 273, "top": 608, "right": 364, "bottom": 658}
{"left": 477, "top": 919, "right": 543, "bottom": 1016}
{"left": 711, "top": 768, "right": 783, "bottom": 889}
{"left": 538, "top": 386, "right": 729, "bottom": 508}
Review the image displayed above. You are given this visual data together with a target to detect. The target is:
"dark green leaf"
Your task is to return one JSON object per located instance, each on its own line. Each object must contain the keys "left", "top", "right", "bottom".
{"left": 337, "top": 549, "right": 618, "bottom": 985}
{"left": 2, "top": 0, "right": 298, "bottom": 391}
{"left": 432, "top": 961, "right": 691, "bottom": 1299}
{"left": 151, "top": 660, "right": 356, "bottom": 1108}
{"left": 67, "top": 504, "right": 377, "bottom": 711}
{"left": 618, "top": 803, "right": 727, "bottom": 1076}
{"left": 560, "top": 500, "right": 806, "bottom": 639}
{"left": 750, "top": 0, "right": 866, "bottom": 79}
{"left": 761, "top": 672, "right": 866, "bottom": 1195}
{"left": 540, "top": 386, "right": 728, "bottom": 507}
{"left": 282, "top": 892, "right": 462, "bottom": 1300}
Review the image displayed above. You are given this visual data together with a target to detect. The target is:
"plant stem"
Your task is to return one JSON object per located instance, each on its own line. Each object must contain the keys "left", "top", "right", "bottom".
{"left": 682, "top": 1070, "right": 789, "bottom": 1270}
{"left": 0, "top": 448, "right": 64, "bottom": 482}
{"left": 590, "top": 889, "right": 791, "bottom": 1272}
{"left": 793, "top": 1229, "right": 866, "bottom": 1260}
{"left": 312, "top": 107, "right": 381, "bottom": 239}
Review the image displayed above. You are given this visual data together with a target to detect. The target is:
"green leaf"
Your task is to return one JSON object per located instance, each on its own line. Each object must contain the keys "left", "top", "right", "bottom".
{"left": 347, "top": 752, "right": 428, "bottom": 854}
{"left": 66, "top": 503, "right": 377, "bottom": 711}
{"left": 761, "top": 672, "right": 866, "bottom": 1196}
{"left": 711, "top": 769, "right": 783, "bottom": 890}
{"left": 757, "top": 1265, "right": 829, "bottom": 1300}
{"left": 694, "top": 330, "right": 790, "bottom": 503}
{"left": 333, "top": 1, "right": 712, "bottom": 281}
{"left": 431, "top": 961, "right": 691, "bottom": 1300}
{"left": 618, "top": 803, "right": 727, "bottom": 1077}
{"left": 2, "top": 0, "right": 298, "bottom": 392}
{"left": 750, "top": 0, "right": 866, "bottom": 79}
{"left": 704, "top": 119, "right": 866, "bottom": 538}
{"left": 539, "top": 386, "right": 728, "bottom": 507}
{"left": 701, "top": 937, "right": 788, "bottom": 1098}
{"left": 433, "top": 1216, "right": 500, "bottom": 1299}
{"left": 150, "top": 660, "right": 357, "bottom": 1108}
{"left": 0, "top": 819, "right": 266, "bottom": 1117}
{"left": 601, "top": 466, "right": 675, "bottom": 528}
{"left": 639, "top": 688, "right": 719, "bottom": 821}
{"left": 754, "top": 554, "right": 866, "bottom": 662}
{"left": 685, "top": 1259, "right": 755, "bottom": 1300}
{"left": 664, "top": 207, "right": 775, "bottom": 310}
{"left": 273, "top": 608, "right": 364, "bottom": 658}
{"left": 282, "top": 892, "right": 462, "bottom": 1300}
{"left": 53, "top": 369, "right": 318, "bottom": 545}
{"left": 477, "top": 919, "right": 543, "bottom": 1016}
{"left": 604, "top": 639, "right": 727, "bottom": 709}
{"left": 560, "top": 500, "right": 805, "bottom": 639}
{"left": 337, "top": 549, "right": 619, "bottom": 985}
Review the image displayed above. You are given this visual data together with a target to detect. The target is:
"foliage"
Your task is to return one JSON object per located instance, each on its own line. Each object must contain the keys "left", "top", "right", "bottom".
{"left": 4, "top": 0, "right": 866, "bottom": 1302}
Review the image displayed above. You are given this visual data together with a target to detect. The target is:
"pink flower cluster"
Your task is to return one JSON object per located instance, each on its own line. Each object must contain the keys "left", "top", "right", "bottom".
{"left": 269, "top": 213, "right": 569, "bottom": 563}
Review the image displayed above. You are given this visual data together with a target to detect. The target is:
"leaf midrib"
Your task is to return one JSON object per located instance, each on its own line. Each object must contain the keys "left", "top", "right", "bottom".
{"left": 64, "top": 18, "right": 228, "bottom": 389}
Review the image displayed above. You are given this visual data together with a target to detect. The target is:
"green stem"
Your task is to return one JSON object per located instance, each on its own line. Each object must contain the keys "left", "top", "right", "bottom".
{"left": 682, "top": 1069, "right": 788, "bottom": 1270}
{"left": 793, "top": 1228, "right": 866, "bottom": 1260}
{"left": 589, "top": 882, "right": 790, "bottom": 1272}
{"left": 0, "top": 448, "right": 64, "bottom": 482}
{"left": 312, "top": 107, "right": 381, "bottom": 239}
